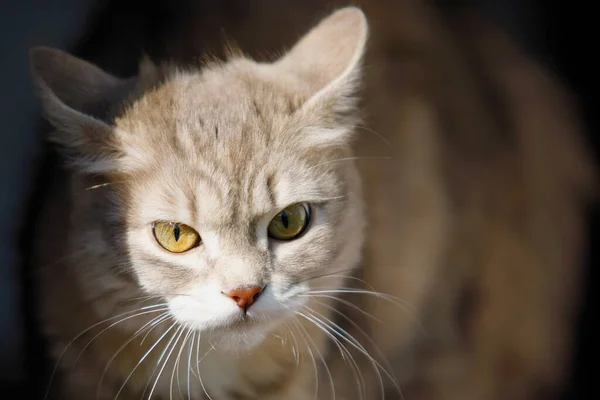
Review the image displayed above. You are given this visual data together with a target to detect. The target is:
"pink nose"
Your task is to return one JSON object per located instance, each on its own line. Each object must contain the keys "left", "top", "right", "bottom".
{"left": 222, "top": 286, "right": 264, "bottom": 312}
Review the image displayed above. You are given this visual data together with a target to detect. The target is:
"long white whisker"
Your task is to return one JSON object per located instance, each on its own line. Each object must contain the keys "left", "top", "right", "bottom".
{"left": 113, "top": 320, "right": 176, "bottom": 400}
{"left": 71, "top": 307, "right": 169, "bottom": 372}
{"left": 309, "top": 156, "right": 392, "bottom": 171}
{"left": 44, "top": 304, "right": 168, "bottom": 400}
{"left": 285, "top": 322, "right": 301, "bottom": 367}
{"left": 68, "top": 306, "right": 169, "bottom": 388}
{"left": 300, "top": 306, "right": 403, "bottom": 398}
{"left": 299, "top": 306, "right": 364, "bottom": 400}
{"left": 294, "top": 268, "right": 357, "bottom": 284}
{"left": 148, "top": 325, "right": 185, "bottom": 399}
{"left": 355, "top": 124, "right": 394, "bottom": 149}
{"left": 293, "top": 315, "right": 335, "bottom": 399}
{"left": 310, "top": 275, "right": 378, "bottom": 292}
{"left": 140, "top": 314, "right": 172, "bottom": 345}
{"left": 142, "top": 325, "right": 183, "bottom": 399}
{"left": 309, "top": 297, "right": 395, "bottom": 381}
{"left": 172, "top": 327, "right": 192, "bottom": 400}
{"left": 84, "top": 180, "right": 130, "bottom": 191}
{"left": 290, "top": 318, "right": 319, "bottom": 400}
{"left": 195, "top": 333, "right": 214, "bottom": 400}
{"left": 299, "top": 309, "right": 379, "bottom": 399}
{"left": 299, "top": 294, "right": 382, "bottom": 322}
{"left": 305, "top": 289, "right": 425, "bottom": 334}
{"left": 95, "top": 311, "right": 170, "bottom": 398}
{"left": 187, "top": 331, "right": 195, "bottom": 400}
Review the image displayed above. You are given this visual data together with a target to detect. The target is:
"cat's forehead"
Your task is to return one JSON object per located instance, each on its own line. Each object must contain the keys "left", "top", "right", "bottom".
{"left": 122, "top": 62, "right": 299, "bottom": 135}
{"left": 119, "top": 62, "right": 345, "bottom": 225}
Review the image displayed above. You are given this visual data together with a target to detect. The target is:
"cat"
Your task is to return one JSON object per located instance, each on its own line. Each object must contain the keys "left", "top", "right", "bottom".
{"left": 30, "top": 6, "right": 371, "bottom": 400}
{"left": 29, "top": 2, "right": 597, "bottom": 400}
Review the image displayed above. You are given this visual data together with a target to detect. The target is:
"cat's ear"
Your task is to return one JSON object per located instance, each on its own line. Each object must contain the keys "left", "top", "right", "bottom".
{"left": 274, "top": 7, "right": 368, "bottom": 130}
{"left": 29, "top": 46, "right": 133, "bottom": 173}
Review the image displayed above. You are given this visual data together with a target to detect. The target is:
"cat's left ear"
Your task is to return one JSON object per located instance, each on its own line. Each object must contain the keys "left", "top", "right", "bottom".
{"left": 274, "top": 7, "right": 368, "bottom": 133}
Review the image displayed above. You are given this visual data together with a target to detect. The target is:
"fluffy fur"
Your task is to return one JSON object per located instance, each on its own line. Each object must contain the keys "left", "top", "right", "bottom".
{"left": 30, "top": 2, "right": 596, "bottom": 400}
{"left": 32, "top": 7, "right": 369, "bottom": 400}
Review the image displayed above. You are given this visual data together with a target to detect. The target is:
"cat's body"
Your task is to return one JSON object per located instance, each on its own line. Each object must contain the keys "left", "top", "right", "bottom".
{"left": 30, "top": 2, "right": 595, "bottom": 400}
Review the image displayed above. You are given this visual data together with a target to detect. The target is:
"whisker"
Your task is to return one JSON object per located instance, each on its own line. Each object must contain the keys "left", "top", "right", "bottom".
{"left": 300, "top": 306, "right": 365, "bottom": 400}
{"left": 71, "top": 306, "right": 169, "bottom": 371}
{"left": 44, "top": 304, "right": 167, "bottom": 400}
{"left": 124, "top": 293, "right": 193, "bottom": 303}
{"left": 141, "top": 325, "right": 183, "bottom": 399}
{"left": 300, "top": 306, "right": 403, "bottom": 398}
{"left": 113, "top": 319, "right": 176, "bottom": 400}
{"left": 303, "top": 288, "right": 425, "bottom": 333}
{"left": 123, "top": 295, "right": 165, "bottom": 303}
{"left": 309, "top": 156, "right": 392, "bottom": 171}
{"left": 172, "top": 327, "right": 192, "bottom": 400}
{"left": 298, "top": 308, "right": 383, "bottom": 399}
{"left": 285, "top": 322, "right": 301, "bottom": 367}
{"left": 355, "top": 124, "right": 394, "bottom": 150}
{"left": 140, "top": 314, "right": 172, "bottom": 345}
{"left": 290, "top": 318, "right": 319, "bottom": 400}
{"left": 195, "top": 333, "right": 214, "bottom": 400}
{"left": 299, "top": 312, "right": 336, "bottom": 400}
{"left": 148, "top": 326, "right": 186, "bottom": 399}
{"left": 311, "top": 275, "right": 378, "bottom": 292}
{"left": 309, "top": 297, "right": 395, "bottom": 380}
{"left": 84, "top": 180, "right": 130, "bottom": 191}
{"left": 294, "top": 315, "right": 336, "bottom": 399}
{"left": 293, "top": 268, "right": 357, "bottom": 285}
{"left": 299, "top": 294, "right": 382, "bottom": 323}
{"left": 95, "top": 311, "right": 170, "bottom": 398}
{"left": 187, "top": 331, "right": 195, "bottom": 400}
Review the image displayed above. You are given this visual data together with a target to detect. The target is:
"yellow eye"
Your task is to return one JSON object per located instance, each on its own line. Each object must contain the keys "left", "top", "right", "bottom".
{"left": 152, "top": 221, "right": 200, "bottom": 253}
{"left": 268, "top": 203, "right": 311, "bottom": 240}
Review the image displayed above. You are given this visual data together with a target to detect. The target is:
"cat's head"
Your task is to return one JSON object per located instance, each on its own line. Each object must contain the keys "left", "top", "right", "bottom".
{"left": 30, "top": 7, "right": 368, "bottom": 345}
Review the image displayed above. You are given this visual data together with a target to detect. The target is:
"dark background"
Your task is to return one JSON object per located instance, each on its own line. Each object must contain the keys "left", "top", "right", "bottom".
{"left": 0, "top": 0, "right": 595, "bottom": 398}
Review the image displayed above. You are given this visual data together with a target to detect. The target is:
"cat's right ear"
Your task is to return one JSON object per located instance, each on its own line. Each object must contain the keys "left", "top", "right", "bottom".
{"left": 29, "top": 47, "right": 131, "bottom": 173}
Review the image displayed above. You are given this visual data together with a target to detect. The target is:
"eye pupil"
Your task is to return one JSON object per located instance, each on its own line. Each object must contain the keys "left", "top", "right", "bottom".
{"left": 173, "top": 224, "right": 181, "bottom": 241}
{"left": 153, "top": 221, "right": 200, "bottom": 253}
{"left": 281, "top": 212, "right": 289, "bottom": 228}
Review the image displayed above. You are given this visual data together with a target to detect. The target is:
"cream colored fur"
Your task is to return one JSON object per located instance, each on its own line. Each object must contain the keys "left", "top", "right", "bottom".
{"left": 30, "top": 3, "right": 596, "bottom": 400}
{"left": 32, "top": 7, "right": 371, "bottom": 400}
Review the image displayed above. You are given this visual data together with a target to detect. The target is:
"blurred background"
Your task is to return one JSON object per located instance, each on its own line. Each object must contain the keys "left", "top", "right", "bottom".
{"left": 0, "top": 0, "right": 596, "bottom": 398}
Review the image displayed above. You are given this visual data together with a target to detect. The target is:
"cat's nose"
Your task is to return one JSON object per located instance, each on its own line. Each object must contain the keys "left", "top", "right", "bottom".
{"left": 222, "top": 286, "right": 264, "bottom": 313}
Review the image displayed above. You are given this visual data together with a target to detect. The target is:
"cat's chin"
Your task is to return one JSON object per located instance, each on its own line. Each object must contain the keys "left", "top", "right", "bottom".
{"left": 214, "top": 329, "right": 268, "bottom": 352}
{"left": 200, "top": 314, "right": 288, "bottom": 353}
{"left": 208, "top": 322, "right": 273, "bottom": 352}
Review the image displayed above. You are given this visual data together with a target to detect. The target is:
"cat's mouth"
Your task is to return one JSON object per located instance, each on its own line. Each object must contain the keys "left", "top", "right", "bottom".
{"left": 220, "top": 312, "right": 264, "bottom": 330}
{"left": 204, "top": 310, "right": 283, "bottom": 343}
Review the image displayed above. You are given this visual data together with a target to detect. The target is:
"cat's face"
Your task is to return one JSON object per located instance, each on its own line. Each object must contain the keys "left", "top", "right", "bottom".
{"left": 30, "top": 7, "right": 368, "bottom": 344}
{"left": 120, "top": 67, "right": 363, "bottom": 339}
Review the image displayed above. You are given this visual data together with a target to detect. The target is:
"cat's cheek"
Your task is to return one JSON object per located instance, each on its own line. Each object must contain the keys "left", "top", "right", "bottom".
{"left": 251, "top": 282, "right": 308, "bottom": 317}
